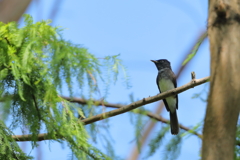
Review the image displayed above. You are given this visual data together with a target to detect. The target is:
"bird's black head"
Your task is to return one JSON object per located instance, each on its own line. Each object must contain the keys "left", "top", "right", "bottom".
{"left": 151, "top": 59, "right": 172, "bottom": 71}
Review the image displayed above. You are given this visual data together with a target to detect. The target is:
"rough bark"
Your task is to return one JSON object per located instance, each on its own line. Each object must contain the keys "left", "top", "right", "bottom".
{"left": 202, "top": 1, "right": 240, "bottom": 159}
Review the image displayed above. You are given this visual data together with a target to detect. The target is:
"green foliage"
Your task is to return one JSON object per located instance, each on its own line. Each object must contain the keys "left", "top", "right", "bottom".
{"left": 127, "top": 94, "right": 149, "bottom": 152}
{"left": 146, "top": 126, "right": 182, "bottom": 160}
{"left": 181, "top": 122, "right": 202, "bottom": 138}
{"left": 134, "top": 110, "right": 147, "bottom": 151}
{"left": 182, "top": 32, "right": 207, "bottom": 65}
{"left": 147, "top": 125, "right": 169, "bottom": 158}
{"left": 0, "top": 122, "right": 32, "bottom": 159}
{"left": 163, "top": 135, "right": 182, "bottom": 160}
{"left": 192, "top": 82, "right": 209, "bottom": 102}
{"left": 102, "top": 54, "right": 130, "bottom": 97}
{"left": 0, "top": 14, "right": 127, "bottom": 159}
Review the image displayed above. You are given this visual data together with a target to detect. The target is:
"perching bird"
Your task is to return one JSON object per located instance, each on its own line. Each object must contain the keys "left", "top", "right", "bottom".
{"left": 151, "top": 59, "right": 179, "bottom": 135}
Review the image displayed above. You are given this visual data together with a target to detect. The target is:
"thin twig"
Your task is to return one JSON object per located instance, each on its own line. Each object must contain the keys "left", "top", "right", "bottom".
{"left": 81, "top": 76, "right": 209, "bottom": 125}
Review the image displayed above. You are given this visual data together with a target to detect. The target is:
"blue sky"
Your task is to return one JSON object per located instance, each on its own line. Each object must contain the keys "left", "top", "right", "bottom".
{"left": 17, "top": 0, "right": 209, "bottom": 159}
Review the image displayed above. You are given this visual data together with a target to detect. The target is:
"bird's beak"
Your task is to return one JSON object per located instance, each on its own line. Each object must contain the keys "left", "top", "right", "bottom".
{"left": 150, "top": 60, "right": 157, "bottom": 63}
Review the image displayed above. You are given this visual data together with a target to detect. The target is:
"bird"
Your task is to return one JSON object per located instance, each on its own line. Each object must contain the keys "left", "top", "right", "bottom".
{"left": 151, "top": 59, "right": 179, "bottom": 135}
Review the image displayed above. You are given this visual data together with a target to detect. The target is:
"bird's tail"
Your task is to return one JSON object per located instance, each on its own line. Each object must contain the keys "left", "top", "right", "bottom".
{"left": 169, "top": 111, "right": 179, "bottom": 135}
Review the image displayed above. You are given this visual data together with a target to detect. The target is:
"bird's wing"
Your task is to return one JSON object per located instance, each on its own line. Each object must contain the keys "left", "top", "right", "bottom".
{"left": 172, "top": 71, "right": 178, "bottom": 110}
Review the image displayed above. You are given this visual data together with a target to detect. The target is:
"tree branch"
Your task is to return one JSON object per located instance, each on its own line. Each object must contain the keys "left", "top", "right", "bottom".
{"left": 63, "top": 96, "right": 202, "bottom": 137}
{"left": 13, "top": 76, "right": 209, "bottom": 141}
{"left": 13, "top": 113, "right": 202, "bottom": 141}
{"left": 81, "top": 76, "right": 209, "bottom": 125}
{"left": 62, "top": 96, "right": 121, "bottom": 109}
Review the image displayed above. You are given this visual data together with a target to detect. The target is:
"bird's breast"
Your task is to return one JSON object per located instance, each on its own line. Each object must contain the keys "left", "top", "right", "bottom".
{"left": 158, "top": 79, "right": 177, "bottom": 112}
{"left": 158, "top": 79, "right": 175, "bottom": 92}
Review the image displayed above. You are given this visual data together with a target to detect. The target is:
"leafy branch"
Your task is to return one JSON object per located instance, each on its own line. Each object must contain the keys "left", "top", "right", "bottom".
{"left": 0, "top": 14, "right": 127, "bottom": 159}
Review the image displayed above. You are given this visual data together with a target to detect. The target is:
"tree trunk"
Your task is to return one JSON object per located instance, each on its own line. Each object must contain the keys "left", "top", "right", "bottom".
{"left": 202, "top": 1, "right": 240, "bottom": 160}
{"left": 0, "top": 0, "right": 31, "bottom": 23}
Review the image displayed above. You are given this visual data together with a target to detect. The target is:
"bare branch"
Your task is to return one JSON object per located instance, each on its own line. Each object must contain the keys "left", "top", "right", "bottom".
{"left": 62, "top": 96, "right": 121, "bottom": 109}
{"left": 13, "top": 76, "right": 209, "bottom": 141}
{"left": 63, "top": 96, "right": 202, "bottom": 137}
{"left": 81, "top": 76, "right": 209, "bottom": 125}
